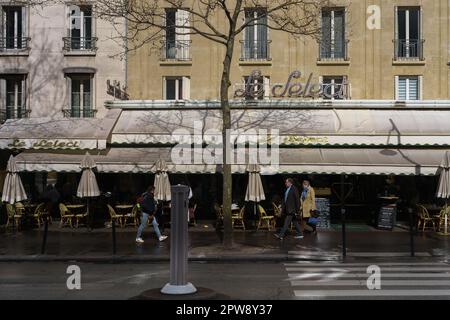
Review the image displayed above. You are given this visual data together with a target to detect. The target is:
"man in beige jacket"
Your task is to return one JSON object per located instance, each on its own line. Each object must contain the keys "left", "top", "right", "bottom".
{"left": 300, "top": 180, "right": 316, "bottom": 228}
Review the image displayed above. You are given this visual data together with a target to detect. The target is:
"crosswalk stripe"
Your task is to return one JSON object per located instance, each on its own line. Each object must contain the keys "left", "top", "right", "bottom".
{"left": 290, "top": 280, "right": 450, "bottom": 286}
{"left": 284, "top": 262, "right": 448, "bottom": 267}
{"left": 288, "top": 251, "right": 431, "bottom": 257}
{"left": 286, "top": 267, "right": 450, "bottom": 272}
{"left": 293, "top": 289, "right": 450, "bottom": 298}
{"left": 288, "top": 272, "right": 450, "bottom": 278}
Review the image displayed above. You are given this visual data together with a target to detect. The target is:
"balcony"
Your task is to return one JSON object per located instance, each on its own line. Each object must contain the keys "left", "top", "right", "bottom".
{"left": 0, "top": 37, "right": 31, "bottom": 55}
{"left": 62, "top": 108, "right": 97, "bottom": 118}
{"left": 239, "top": 40, "right": 272, "bottom": 62}
{"left": 318, "top": 39, "right": 349, "bottom": 64}
{"left": 63, "top": 37, "right": 98, "bottom": 54}
{"left": 394, "top": 38, "right": 424, "bottom": 62}
{"left": 160, "top": 40, "right": 192, "bottom": 62}
{"left": 0, "top": 107, "right": 30, "bottom": 123}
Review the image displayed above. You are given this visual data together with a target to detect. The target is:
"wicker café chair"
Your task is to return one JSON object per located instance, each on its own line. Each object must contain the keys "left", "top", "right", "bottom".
{"left": 257, "top": 204, "right": 275, "bottom": 231}
{"left": 416, "top": 204, "right": 436, "bottom": 232}
{"left": 5, "top": 203, "right": 22, "bottom": 229}
{"left": 232, "top": 206, "right": 246, "bottom": 230}
{"left": 59, "top": 203, "right": 75, "bottom": 228}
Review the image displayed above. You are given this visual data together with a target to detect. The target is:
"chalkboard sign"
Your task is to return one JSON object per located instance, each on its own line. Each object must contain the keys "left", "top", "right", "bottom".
{"left": 377, "top": 205, "right": 397, "bottom": 230}
{"left": 316, "top": 198, "right": 331, "bottom": 229}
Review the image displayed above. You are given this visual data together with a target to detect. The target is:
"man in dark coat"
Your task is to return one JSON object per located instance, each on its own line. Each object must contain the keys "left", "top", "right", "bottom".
{"left": 275, "top": 178, "right": 304, "bottom": 240}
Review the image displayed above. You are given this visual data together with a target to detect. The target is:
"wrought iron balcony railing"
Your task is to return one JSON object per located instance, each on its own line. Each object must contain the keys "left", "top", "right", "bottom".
{"left": 62, "top": 108, "right": 97, "bottom": 118}
{"left": 160, "top": 40, "right": 192, "bottom": 61}
{"left": 0, "top": 37, "right": 30, "bottom": 51}
{"left": 318, "top": 39, "right": 349, "bottom": 61}
{"left": 240, "top": 40, "right": 272, "bottom": 61}
{"left": 0, "top": 107, "right": 30, "bottom": 123}
{"left": 394, "top": 38, "right": 424, "bottom": 61}
{"left": 63, "top": 37, "right": 98, "bottom": 52}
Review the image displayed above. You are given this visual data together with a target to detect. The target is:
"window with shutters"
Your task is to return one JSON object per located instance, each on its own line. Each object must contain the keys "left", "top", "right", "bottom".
{"left": 162, "top": 9, "right": 191, "bottom": 61}
{"left": 64, "top": 74, "right": 96, "bottom": 118}
{"left": 0, "top": 6, "right": 29, "bottom": 51}
{"left": 395, "top": 7, "right": 423, "bottom": 60}
{"left": 0, "top": 74, "right": 28, "bottom": 122}
{"left": 321, "top": 76, "right": 348, "bottom": 100}
{"left": 164, "top": 76, "right": 190, "bottom": 100}
{"left": 242, "top": 75, "right": 270, "bottom": 100}
{"left": 240, "top": 8, "right": 271, "bottom": 61}
{"left": 319, "top": 8, "right": 348, "bottom": 60}
{"left": 396, "top": 76, "right": 420, "bottom": 100}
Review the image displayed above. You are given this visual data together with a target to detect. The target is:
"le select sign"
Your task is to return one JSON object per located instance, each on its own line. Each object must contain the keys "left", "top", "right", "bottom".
{"left": 4, "top": 138, "right": 96, "bottom": 150}
{"left": 234, "top": 70, "right": 348, "bottom": 100}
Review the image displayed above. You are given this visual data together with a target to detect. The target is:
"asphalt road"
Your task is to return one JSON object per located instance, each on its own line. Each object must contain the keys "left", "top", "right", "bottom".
{"left": 1, "top": 258, "right": 450, "bottom": 300}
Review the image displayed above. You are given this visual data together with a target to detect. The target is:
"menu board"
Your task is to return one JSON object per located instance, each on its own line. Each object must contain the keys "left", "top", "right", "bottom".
{"left": 316, "top": 198, "right": 331, "bottom": 229}
{"left": 377, "top": 205, "right": 397, "bottom": 230}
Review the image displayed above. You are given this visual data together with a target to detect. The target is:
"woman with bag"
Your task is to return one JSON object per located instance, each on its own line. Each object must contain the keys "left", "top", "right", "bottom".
{"left": 300, "top": 180, "right": 317, "bottom": 231}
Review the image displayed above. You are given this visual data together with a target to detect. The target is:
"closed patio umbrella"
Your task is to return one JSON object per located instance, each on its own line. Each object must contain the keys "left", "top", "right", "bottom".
{"left": 154, "top": 158, "right": 171, "bottom": 202}
{"left": 436, "top": 151, "right": 450, "bottom": 235}
{"left": 2, "top": 155, "right": 27, "bottom": 204}
{"left": 77, "top": 152, "right": 100, "bottom": 228}
{"left": 245, "top": 163, "right": 266, "bottom": 217}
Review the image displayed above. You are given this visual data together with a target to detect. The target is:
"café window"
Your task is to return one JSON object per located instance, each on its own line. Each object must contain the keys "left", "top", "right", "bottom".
{"left": 396, "top": 76, "right": 421, "bottom": 100}
{"left": 321, "top": 76, "right": 348, "bottom": 100}
{"left": 67, "top": 74, "right": 94, "bottom": 117}
{"left": 164, "top": 76, "right": 190, "bottom": 100}
{"left": 0, "top": 74, "right": 27, "bottom": 121}
{"left": 0, "top": 6, "right": 27, "bottom": 50}
{"left": 163, "top": 9, "right": 190, "bottom": 60}
{"left": 66, "top": 5, "right": 95, "bottom": 51}
{"left": 243, "top": 75, "right": 270, "bottom": 100}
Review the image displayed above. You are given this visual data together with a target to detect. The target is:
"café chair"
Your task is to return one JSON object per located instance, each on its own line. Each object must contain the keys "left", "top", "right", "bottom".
{"left": 74, "top": 208, "right": 88, "bottom": 228}
{"left": 31, "top": 203, "right": 47, "bottom": 228}
{"left": 437, "top": 206, "right": 450, "bottom": 232}
{"left": 5, "top": 203, "right": 23, "bottom": 229}
{"left": 416, "top": 204, "right": 436, "bottom": 232}
{"left": 124, "top": 204, "right": 140, "bottom": 227}
{"left": 59, "top": 203, "right": 75, "bottom": 228}
{"left": 232, "top": 206, "right": 246, "bottom": 230}
{"left": 272, "top": 202, "right": 281, "bottom": 217}
{"left": 107, "top": 204, "right": 125, "bottom": 228}
{"left": 257, "top": 204, "right": 275, "bottom": 231}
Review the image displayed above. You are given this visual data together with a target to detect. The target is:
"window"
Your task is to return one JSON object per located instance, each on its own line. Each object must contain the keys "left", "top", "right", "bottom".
{"left": 243, "top": 75, "right": 270, "bottom": 100}
{"left": 242, "top": 8, "right": 269, "bottom": 60}
{"left": 395, "top": 7, "right": 422, "bottom": 59}
{"left": 66, "top": 5, "right": 94, "bottom": 50}
{"left": 0, "top": 6, "right": 27, "bottom": 50}
{"left": 396, "top": 76, "right": 420, "bottom": 100}
{"left": 163, "top": 9, "right": 190, "bottom": 60}
{"left": 0, "top": 75, "right": 27, "bottom": 120}
{"left": 164, "top": 76, "right": 190, "bottom": 100}
{"left": 321, "top": 76, "right": 348, "bottom": 100}
{"left": 67, "top": 74, "right": 94, "bottom": 117}
{"left": 320, "top": 8, "right": 346, "bottom": 60}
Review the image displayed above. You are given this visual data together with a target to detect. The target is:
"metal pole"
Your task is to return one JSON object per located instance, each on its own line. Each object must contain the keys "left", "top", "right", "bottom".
{"left": 161, "top": 185, "right": 197, "bottom": 295}
{"left": 112, "top": 220, "right": 117, "bottom": 255}
{"left": 41, "top": 214, "right": 49, "bottom": 254}
{"left": 408, "top": 207, "right": 415, "bottom": 257}
{"left": 341, "top": 174, "right": 346, "bottom": 258}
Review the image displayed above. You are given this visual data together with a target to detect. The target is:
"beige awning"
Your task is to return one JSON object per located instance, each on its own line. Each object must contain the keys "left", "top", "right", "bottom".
{"left": 111, "top": 109, "right": 450, "bottom": 147}
{"left": 0, "top": 109, "right": 121, "bottom": 150}
{"left": 12, "top": 147, "right": 448, "bottom": 176}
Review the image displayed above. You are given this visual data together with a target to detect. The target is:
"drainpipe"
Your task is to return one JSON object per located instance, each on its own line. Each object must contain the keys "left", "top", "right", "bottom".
{"left": 124, "top": 16, "right": 128, "bottom": 93}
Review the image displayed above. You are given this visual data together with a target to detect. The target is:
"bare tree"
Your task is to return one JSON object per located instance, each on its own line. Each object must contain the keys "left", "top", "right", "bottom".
{"left": 20, "top": 0, "right": 331, "bottom": 248}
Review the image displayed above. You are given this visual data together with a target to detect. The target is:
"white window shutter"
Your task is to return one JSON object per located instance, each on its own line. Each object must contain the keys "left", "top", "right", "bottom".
{"left": 0, "top": 78, "right": 5, "bottom": 110}
{"left": 21, "top": 6, "right": 26, "bottom": 38}
{"left": 395, "top": 76, "right": 400, "bottom": 100}
{"left": 419, "top": 75, "right": 423, "bottom": 100}
{"left": 264, "top": 76, "right": 270, "bottom": 99}
{"left": 21, "top": 76, "right": 26, "bottom": 109}
{"left": 162, "top": 77, "right": 167, "bottom": 100}
{"left": 182, "top": 76, "right": 190, "bottom": 100}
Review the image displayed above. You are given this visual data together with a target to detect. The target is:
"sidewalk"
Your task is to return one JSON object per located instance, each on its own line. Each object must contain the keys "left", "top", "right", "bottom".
{"left": 1, "top": 221, "right": 449, "bottom": 262}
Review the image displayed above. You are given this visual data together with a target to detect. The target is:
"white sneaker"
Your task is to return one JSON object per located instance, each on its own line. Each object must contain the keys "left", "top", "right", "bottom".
{"left": 135, "top": 238, "right": 144, "bottom": 243}
{"left": 159, "top": 235, "right": 168, "bottom": 242}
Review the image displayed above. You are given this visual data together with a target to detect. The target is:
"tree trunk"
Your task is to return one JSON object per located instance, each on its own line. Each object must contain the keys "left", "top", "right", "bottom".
{"left": 220, "top": 35, "right": 236, "bottom": 249}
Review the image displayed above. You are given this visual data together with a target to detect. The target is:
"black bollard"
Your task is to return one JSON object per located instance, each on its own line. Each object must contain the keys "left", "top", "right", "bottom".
{"left": 41, "top": 214, "right": 49, "bottom": 254}
{"left": 409, "top": 207, "right": 415, "bottom": 257}
{"left": 341, "top": 208, "right": 346, "bottom": 258}
{"left": 112, "top": 220, "right": 117, "bottom": 255}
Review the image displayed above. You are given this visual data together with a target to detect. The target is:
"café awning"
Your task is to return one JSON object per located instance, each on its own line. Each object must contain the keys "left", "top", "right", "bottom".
{"left": 0, "top": 109, "right": 121, "bottom": 150}
{"left": 13, "top": 147, "right": 448, "bottom": 176}
{"left": 110, "top": 108, "right": 450, "bottom": 147}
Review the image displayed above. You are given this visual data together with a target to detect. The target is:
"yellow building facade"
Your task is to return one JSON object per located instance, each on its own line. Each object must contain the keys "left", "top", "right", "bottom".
{"left": 127, "top": 0, "right": 450, "bottom": 101}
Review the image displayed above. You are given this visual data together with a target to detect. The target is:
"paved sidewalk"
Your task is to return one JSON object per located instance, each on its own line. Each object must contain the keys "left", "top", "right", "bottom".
{"left": 1, "top": 222, "right": 449, "bottom": 262}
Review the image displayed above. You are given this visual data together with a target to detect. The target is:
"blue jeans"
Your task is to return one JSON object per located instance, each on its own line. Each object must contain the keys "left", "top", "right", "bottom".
{"left": 136, "top": 212, "right": 162, "bottom": 239}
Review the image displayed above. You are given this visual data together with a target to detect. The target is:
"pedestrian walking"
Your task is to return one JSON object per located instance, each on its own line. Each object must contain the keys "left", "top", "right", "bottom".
{"left": 300, "top": 180, "right": 316, "bottom": 230}
{"left": 275, "top": 178, "right": 303, "bottom": 240}
{"left": 135, "top": 186, "right": 168, "bottom": 243}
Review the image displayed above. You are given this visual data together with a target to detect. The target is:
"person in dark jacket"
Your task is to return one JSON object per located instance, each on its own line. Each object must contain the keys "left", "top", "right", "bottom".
{"left": 275, "top": 178, "right": 304, "bottom": 240}
{"left": 135, "top": 186, "right": 168, "bottom": 243}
